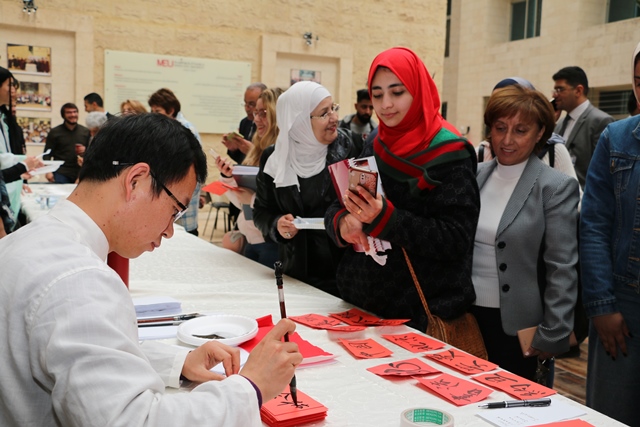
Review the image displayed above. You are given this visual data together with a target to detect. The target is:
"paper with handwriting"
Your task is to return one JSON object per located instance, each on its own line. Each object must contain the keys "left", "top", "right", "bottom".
{"left": 382, "top": 332, "right": 445, "bottom": 353}
{"left": 367, "top": 357, "right": 441, "bottom": 377}
{"left": 425, "top": 348, "right": 498, "bottom": 374}
{"left": 289, "top": 313, "right": 366, "bottom": 332}
{"left": 415, "top": 373, "right": 493, "bottom": 406}
{"left": 329, "top": 308, "right": 409, "bottom": 326}
{"left": 339, "top": 338, "right": 393, "bottom": 359}
{"left": 473, "top": 370, "right": 556, "bottom": 399}
{"left": 260, "top": 390, "right": 327, "bottom": 427}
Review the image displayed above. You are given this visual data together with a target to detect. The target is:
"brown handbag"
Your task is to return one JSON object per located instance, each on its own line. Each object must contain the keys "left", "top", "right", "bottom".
{"left": 402, "top": 248, "right": 488, "bottom": 360}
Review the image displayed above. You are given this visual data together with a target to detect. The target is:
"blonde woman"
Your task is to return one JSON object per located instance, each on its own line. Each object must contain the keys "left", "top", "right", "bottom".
{"left": 216, "top": 88, "right": 283, "bottom": 267}
{"left": 120, "top": 99, "right": 147, "bottom": 115}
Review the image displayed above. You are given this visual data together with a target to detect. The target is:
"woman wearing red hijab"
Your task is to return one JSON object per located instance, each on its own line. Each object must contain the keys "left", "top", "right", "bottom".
{"left": 325, "top": 47, "right": 480, "bottom": 332}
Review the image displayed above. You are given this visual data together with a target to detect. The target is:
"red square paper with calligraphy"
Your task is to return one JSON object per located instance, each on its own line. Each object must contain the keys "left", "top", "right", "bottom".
{"left": 290, "top": 313, "right": 366, "bottom": 332}
{"left": 425, "top": 349, "right": 498, "bottom": 374}
{"left": 367, "top": 357, "right": 441, "bottom": 377}
{"left": 473, "top": 370, "right": 557, "bottom": 399}
{"left": 415, "top": 373, "right": 493, "bottom": 406}
{"left": 260, "top": 390, "right": 327, "bottom": 427}
{"left": 339, "top": 338, "right": 393, "bottom": 359}
{"left": 382, "top": 332, "right": 445, "bottom": 353}
{"left": 329, "top": 308, "right": 409, "bottom": 326}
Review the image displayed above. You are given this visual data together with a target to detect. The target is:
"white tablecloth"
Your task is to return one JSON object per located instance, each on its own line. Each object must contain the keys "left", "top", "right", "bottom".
{"left": 20, "top": 183, "right": 76, "bottom": 223}
{"left": 129, "top": 227, "right": 624, "bottom": 427}
{"left": 18, "top": 184, "right": 623, "bottom": 426}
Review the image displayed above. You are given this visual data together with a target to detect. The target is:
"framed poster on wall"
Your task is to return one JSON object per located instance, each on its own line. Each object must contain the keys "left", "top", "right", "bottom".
{"left": 16, "top": 116, "right": 51, "bottom": 144}
{"left": 7, "top": 44, "right": 51, "bottom": 75}
{"left": 104, "top": 50, "right": 251, "bottom": 133}
{"left": 15, "top": 81, "right": 52, "bottom": 111}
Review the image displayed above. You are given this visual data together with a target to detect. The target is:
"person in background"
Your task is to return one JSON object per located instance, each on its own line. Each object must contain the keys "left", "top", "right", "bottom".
{"left": 254, "top": 81, "right": 362, "bottom": 297}
{"left": 43, "top": 103, "right": 90, "bottom": 183}
{"left": 84, "top": 92, "right": 114, "bottom": 119}
{"left": 215, "top": 88, "right": 283, "bottom": 268}
{"left": 78, "top": 112, "right": 108, "bottom": 168}
{"left": 120, "top": 99, "right": 148, "bottom": 115}
{"left": 472, "top": 84, "right": 579, "bottom": 382}
{"left": 580, "top": 41, "right": 640, "bottom": 426}
{"left": 339, "top": 88, "right": 377, "bottom": 140}
{"left": 551, "top": 66, "right": 613, "bottom": 189}
{"left": 0, "top": 113, "right": 302, "bottom": 426}
{"left": 223, "top": 82, "right": 267, "bottom": 226}
{"left": 224, "top": 82, "right": 267, "bottom": 164}
{"left": 86, "top": 112, "right": 108, "bottom": 141}
{"left": 326, "top": 47, "right": 479, "bottom": 333}
{"left": 149, "top": 88, "right": 204, "bottom": 236}
{"left": 0, "top": 70, "right": 43, "bottom": 226}
{"left": 476, "top": 77, "right": 581, "bottom": 201}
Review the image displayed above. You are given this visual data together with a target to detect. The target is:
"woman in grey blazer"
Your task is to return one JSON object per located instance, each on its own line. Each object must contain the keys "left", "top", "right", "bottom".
{"left": 471, "top": 85, "right": 580, "bottom": 382}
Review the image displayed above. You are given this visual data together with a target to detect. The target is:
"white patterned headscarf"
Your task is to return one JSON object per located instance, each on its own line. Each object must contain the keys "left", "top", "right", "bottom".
{"left": 264, "top": 81, "right": 331, "bottom": 189}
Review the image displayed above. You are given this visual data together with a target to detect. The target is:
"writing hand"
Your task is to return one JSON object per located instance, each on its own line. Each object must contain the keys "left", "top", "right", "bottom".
{"left": 181, "top": 341, "right": 241, "bottom": 382}
{"left": 240, "top": 319, "right": 302, "bottom": 401}
{"left": 277, "top": 214, "right": 298, "bottom": 240}
{"left": 593, "top": 312, "right": 629, "bottom": 359}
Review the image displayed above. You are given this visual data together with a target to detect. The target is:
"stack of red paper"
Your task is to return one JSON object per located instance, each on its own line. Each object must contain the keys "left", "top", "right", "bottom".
{"left": 260, "top": 390, "right": 328, "bottom": 427}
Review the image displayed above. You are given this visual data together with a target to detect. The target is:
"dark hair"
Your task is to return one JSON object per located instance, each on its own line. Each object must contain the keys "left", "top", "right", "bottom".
{"left": 79, "top": 114, "right": 207, "bottom": 195}
{"left": 552, "top": 66, "right": 589, "bottom": 96}
{"left": 60, "top": 103, "right": 79, "bottom": 118}
{"left": 0, "top": 66, "right": 13, "bottom": 88}
{"left": 356, "top": 88, "right": 371, "bottom": 103}
{"left": 84, "top": 92, "right": 104, "bottom": 107}
{"left": 484, "top": 85, "right": 555, "bottom": 153}
{"left": 148, "top": 88, "right": 180, "bottom": 117}
{"left": 627, "top": 91, "right": 639, "bottom": 115}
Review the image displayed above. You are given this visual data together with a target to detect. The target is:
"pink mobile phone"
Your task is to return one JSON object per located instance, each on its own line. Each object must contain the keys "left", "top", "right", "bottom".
{"left": 348, "top": 166, "right": 378, "bottom": 197}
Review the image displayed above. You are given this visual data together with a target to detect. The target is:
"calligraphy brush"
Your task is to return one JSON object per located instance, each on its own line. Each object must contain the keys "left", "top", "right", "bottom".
{"left": 274, "top": 261, "right": 298, "bottom": 406}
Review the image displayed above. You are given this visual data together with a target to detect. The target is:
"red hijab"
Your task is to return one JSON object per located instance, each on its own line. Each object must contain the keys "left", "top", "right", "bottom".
{"left": 368, "top": 47, "right": 455, "bottom": 158}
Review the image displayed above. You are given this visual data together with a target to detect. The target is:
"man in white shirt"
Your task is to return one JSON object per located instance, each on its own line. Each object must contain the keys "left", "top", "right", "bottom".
{"left": 552, "top": 66, "right": 614, "bottom": 189}
{"left": 0, "top": 113, "right": 301, "bottom": 426}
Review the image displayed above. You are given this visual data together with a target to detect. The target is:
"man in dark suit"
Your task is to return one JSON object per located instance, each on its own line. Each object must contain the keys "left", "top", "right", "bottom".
{"left": 552, "top": 66, "right": 614, "bottom": 189}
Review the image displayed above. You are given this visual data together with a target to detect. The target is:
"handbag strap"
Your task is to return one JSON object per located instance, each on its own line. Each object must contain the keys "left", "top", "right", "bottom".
{"left": 402, "top": 248, "right": 436, "bottom": 325}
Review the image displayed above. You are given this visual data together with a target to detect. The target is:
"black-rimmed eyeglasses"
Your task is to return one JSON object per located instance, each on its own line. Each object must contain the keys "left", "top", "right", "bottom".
{"left": 112, "top": 161, "right": 188, "bottom": 222}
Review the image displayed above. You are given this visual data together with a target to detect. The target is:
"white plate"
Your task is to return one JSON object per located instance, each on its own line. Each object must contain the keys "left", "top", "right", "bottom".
{"left": 177, "top": 314, "right": 258, "bottom": 347}
{"left": 293, "top": 217, "right": 325, "bottom": 230}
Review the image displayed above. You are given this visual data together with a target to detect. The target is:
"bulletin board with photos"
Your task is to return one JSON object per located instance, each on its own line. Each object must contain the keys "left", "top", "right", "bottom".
{"left": 5, "top": 43, "right": 53, "bottom": 145}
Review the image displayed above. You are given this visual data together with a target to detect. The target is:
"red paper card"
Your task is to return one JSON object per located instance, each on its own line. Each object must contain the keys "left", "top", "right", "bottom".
{"left": 382, "top": 332, "right": 446, "bottom": 353}
{"left": 240, "top": 315, "right": 335, "bottom": 366}
{"left": 425, "top": 349, "right": 498, "bottom": 374}
{"left": 201, "top": 181, "right": 228, "bottom": 195}
{"left": 532, "top": 421, "right": 595, "bottom": 427}
{"left": 367, "top": 357, "right": 441, "bottom": 377}
{"left": 329, "top": 308, "right": 409, "bottom": 326}
{"left": 260, "top": 390, "right": 327, "bottom": 427}
{"left": 415, "top": 373, "right": 493, "bottom": 406}
{"left": 473, "top": 370, "right": 557, "bottom": 399}
{"left": 339, "top": 338, "right": 393, "bottom": 359}
{"left": 290, "top": 313, "right": 366, "bottom": 332}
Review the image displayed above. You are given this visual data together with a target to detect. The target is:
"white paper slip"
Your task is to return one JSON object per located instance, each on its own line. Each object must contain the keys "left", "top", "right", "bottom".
{"left": 29, "top": 160, "right": 63, "bottom": 176}
{"left": 293, "top": 217, "right": 325, "bottom": 230}
{"left": 211, "top": 348, "right": 251, "bottom": 375}
{"left": 133, "top": 296, "right": 181, "bottom": 316}
{"left": 476, "top": 398, "right": 586, "bottom": 427}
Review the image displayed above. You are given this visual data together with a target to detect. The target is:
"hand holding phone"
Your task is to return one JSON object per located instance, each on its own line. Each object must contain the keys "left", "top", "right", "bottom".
{"left": 227, "top": 130, "right": 243, "bottom": 140}
{"left": 348, "top": 167, "right": 378, "bottom": 198}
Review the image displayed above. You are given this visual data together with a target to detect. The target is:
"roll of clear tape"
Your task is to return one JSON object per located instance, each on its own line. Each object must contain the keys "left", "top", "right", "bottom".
{"left": 400, "top": 408, "right": 454, "bottom": 426}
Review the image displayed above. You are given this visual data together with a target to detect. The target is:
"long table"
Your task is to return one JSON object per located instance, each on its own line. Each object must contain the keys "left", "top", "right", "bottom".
{"left": 128, "top": 226, "right": 624, "bottom": 427}
{"left": 20, "top": 184, "right": 623, "bottom": 426}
